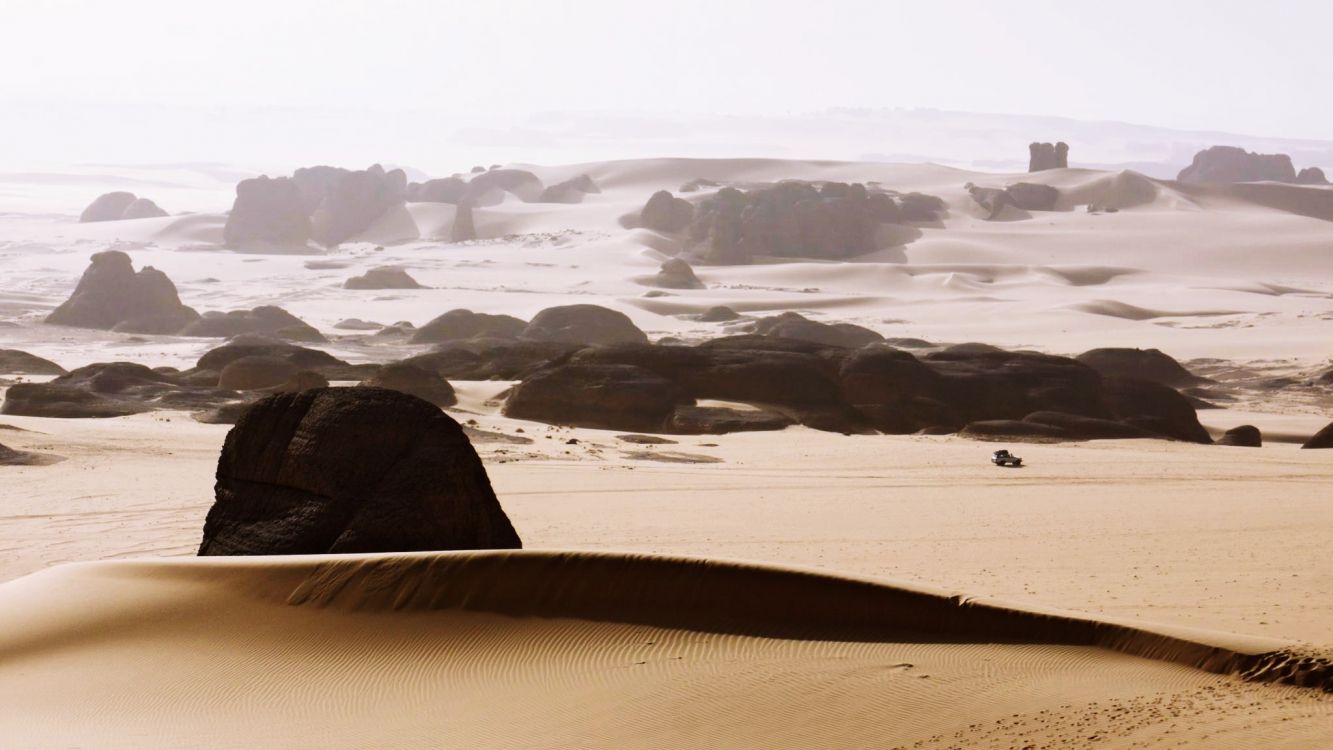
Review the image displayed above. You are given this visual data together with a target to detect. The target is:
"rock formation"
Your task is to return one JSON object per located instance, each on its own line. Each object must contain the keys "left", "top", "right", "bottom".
{"left": 748, "top": 312, "right": 883, "bottom": 348}
{"left": 306, "top": 164, "right": 407, "bottom": 247}
{"left": 1217, "top": 424, "right": 1262, "bottom": 447}
{"left": 503, "top": 364, "right": 691, "bottom": 432}
{"left": 218, "top": 356, "right": 300, "bottom": 391}
{"left": 407, "top": 176, "right": 467, "bottom": 203}
{"left": 1, "top": 362, "right": 236, "bottom": 418}
{"left": 1295, "top": 167, "right": 1330, "bottom": 185}
{"left": 1028, "top": 142, "right": 1069, "bottom": 171}
{"left": 358, "top": 363, "right": 457, "bottom": 408}
{"left": 79, "top": 193, "right": 168, "bottom": 222}
{"left": 178, "top": 306, "right": 325, "bottom": 342}
{"left": 539, "top": 174, "right": 599, "bottom": 203}
{"left": 640, "top": 190, "right": 696, "bottom": 232}
{"left": 45, "top": 250, "right": 200, "bottom": 334}
{"left": 451, "top": 203, "right": 477, "bottom": 242}
{"left": 520, "top": 304, "right": 649, "bottom": 346}
{"left": 1005, "top": 183, "right": 1061, "bottom": 211}
{"left": 1075, "top": 348, "right": 1204, "bottom": 388}
{"left": 698, "top": 305, "right": 740, "bottom": 322}
{"left": 410, "top": 309, "right": 528, "bottom": 344}
{"left": 1301, "top": 422, "right": 1333, "bottom": 449}
{"left": 651, "top": 258, "right": 705, "bottom": 289}
{"left": 223, "top": 176, "right": 311, "bottom": 249}
{"left": 199, "top": 388, "right": 522, "bottom": 555}
{"left": 1177, "top": 146, "right": 1297, "bottom": 184}
{"left": 344, "top": 267, "right": 424, "bottom": 290}
{"left": 0, "top": 350, "right": 66, "bottom": 376}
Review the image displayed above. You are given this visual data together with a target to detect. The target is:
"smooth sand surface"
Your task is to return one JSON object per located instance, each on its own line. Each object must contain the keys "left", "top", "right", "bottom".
{"left": 3, "top": 157, "right": 1333, "bottom": 747}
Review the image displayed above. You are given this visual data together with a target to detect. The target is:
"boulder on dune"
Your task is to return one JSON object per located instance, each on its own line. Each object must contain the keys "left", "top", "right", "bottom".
{"left": 521, "top": 304, "right": 649, "bottom": 346}
{"left": 686, "top": 182, "right": 900, "bottom": 264}
{"left": 538, "top": 174, "right": 599, "bottom": 203}
{"left": 359, "top": 362, "right": 457, "bottom": 408}
{"left": 194, "top": 340, "right": 351, "bottom": 378}
{"left": 1217, "top": 424, "right": 1262, "bottom": 447}
{"left": 639, "top": 190, "right": 694, "bottom": 232}
{"left": 1177, "top": 146, "right": 1297, "bottom": 184}
{"left": 410, "top": 309, "right": 528, "bottom": 344}
{"left": 697, "top": 305, "right": 740, "bottom": 322}
{"left": 1295, "top": 167, "right": 1330, "bottom": 185}
{"left": 45, "top": 250, "right": 200, "bottom": 334}
{"left": 965, "top": 183, "right": 1011, "bottom": 219}
{"left": 897, "top": 192, "right": 947, "bottom": 222}
{"left": 464, "top": 168, "right": 543, "bottom": 204}
{"left": 223, "top": 176, "right": 311, "bottom": 249}
{"left": 651, "top": 258, "right": 704, "bottom": 289}
{"left": 343, "top": 266, "right": 424, "bottom": 290}
{"left": 1004, "top": 182, "right": 1060, "bottom": 211}
{"left": 120, "top": 198, "right": 169, "bottom": 220}
{"left": 178, "top": 306, "right": 325, "bottom": 343}
{"left": 749, "top": 312, "right": 883, "bottom": 348}
{"left": 218, "top": 356, "right": 300, "bottom": 391}
{"left": 1, "top": 362, "right": 236, "bottom": 418}
{"left": 1075, "top": 348, "right": 1205, "bottom": 388}
{"left": 502, "top": 363, "right": 691, "bottom": 432}
{"left": 1302, "top": 422, "right": 1333, "bottom": 449}
{"left": 199, "top": 387, "right": 522, "bottom": 555}
{"left": 0, "top": 349, "right": 66, "bottom": 376}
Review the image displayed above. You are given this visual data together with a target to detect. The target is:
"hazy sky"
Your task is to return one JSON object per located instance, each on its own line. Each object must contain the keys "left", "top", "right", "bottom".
{"left": 4, "top": 0, "right": 1331, "bottom": 168}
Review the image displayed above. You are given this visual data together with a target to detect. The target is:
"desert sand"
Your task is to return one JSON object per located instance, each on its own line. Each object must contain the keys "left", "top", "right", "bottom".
{"left": 2, "top": 156, "right": 1332, "bottom": 747}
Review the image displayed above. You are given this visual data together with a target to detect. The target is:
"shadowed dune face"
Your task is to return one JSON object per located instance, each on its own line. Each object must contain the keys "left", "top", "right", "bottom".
{"left": 0, "top": 552, "right": 1329, "bottom": 750}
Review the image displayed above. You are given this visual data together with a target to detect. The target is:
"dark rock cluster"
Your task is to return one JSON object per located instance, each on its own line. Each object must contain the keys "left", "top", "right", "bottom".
{"left": 199, "top": 387, "right": 521, "bottom": 555}
{"left": 1028, "top": 142, "right": 1069, "bottom": 172}
{"left": 45, "top": 250, "right": 200, "bottom": 334}
{"left": 967, "top": 182, "right": 1062, "bottom": 218}
{"left": 1176, "top": 146, "right": 1330, "bottom": 185}
{"left": 79, "top": 192, "right": 168, "bottom": 222}
{"left": 405, "top": 168, "right": 598, "bottom": 207}
{"left": 344, "top": 266, "right": 424, "bottom": 290}
{"left": 224, "top": 164, "right": 407, "bottom": 249}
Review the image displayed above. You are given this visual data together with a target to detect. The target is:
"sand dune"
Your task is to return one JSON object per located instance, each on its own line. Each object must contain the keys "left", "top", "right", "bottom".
{"left": 1, "top": 551, "right": 1329, "bottom": 749}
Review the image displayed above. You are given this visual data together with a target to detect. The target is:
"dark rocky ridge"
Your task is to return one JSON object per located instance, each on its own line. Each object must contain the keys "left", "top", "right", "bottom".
{"left": 199, "top": 388, "right": 521, "bottom": 555}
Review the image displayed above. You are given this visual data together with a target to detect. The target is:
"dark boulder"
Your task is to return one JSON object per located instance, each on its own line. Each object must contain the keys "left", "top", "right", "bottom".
{"left": 195, "top": 340, "right": 350, "bottom": 376}
{"left": 199, "top": 388, "right": 522, "bottom": 555}
{"left": 1302, "top": 422, "right": 1333, "bottom": 449}
{"left": 344, "top": 266, "right": 424, "bottom": 290}
{"left": 1099, "top": 376, "right": 1212, "bottom": 443}
{"left": 223, "top": 176, "right": 311, "bottom": 249}
{"left": 78, "top": 192, "right": 138, "bottom": 222}
{"left": 1295, "top": 167, "right": 1329, "bottom": 185}
{"left": 651, "top": 258, "right": 704, "bottom": 289}
{"left": 1217, "top": 424, "right": 1262, "bottom": 447}
{"left": 749, "top": 312, "right": 883, "bottom": 348}
{"left": 503, "top": 363, "right": 690, "bottom": 432}
{"left": 218, "top": 356, "right": 300, "bottom": 391}
{"left": 45, "top": 250, "right": 200, "bottom": 334}
{"left": 406, "top": 339, "right": 581, "bottom": 380}
{"left": 0, "top": 349, "right": 66, "bottom": 376}
{"left": 359, "top": 362, "right": 457, "bottom": 408}
{"left": 1177, "top": 146, "right": 1297, "bottom": 184}
{"left": 897, "top": 192, "right": 946, "bottom": 222}
{"left": 924, "top": 345, "right": 1109, "bottom": 424}
{"left": 521, "top": 304, "right": 649, "bottom": 346}
{"left": 410, "top": 309, "right": 528, "bottom": 344}
{"left": 640, "top": 190, "right": 694, "bottom": 232}
{"left": 178, "top": 306, "right": 325, "bottom": 343}
{"left": 837, "top": 346, "right": 945, "bottom": 433}
{"left": 698, "top": 305, "right": 740, "bottom": 322}
{"left": 1076, "top": 348, "right": 1204, "bottom": 388}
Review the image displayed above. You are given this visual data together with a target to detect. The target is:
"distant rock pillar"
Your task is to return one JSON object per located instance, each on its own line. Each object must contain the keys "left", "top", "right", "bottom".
{"left": 1055, "top": 142, "right": 1069, "bottom": 169}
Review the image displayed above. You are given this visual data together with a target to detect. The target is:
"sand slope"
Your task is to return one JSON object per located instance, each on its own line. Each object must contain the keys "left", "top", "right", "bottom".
{"left": 1, "top": 551, "right": 1330, "bottom": 750}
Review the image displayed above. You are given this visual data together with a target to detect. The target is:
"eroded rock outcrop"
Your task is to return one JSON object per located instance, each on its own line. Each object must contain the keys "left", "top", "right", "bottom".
{"left": 410, "top": 309, "right": 528, "bottom": 344}
{"left": 651, "top": 258, "right": 704, "bottom": 290}
{"left": 1028, "top": 142, "right": 1069, "bottom": 172}
{"left": 223, "top": 176, "right": 311, "bottom": 249}
{"left": 539, "top": 174, "right": 599, "bottom": 203}
{"left": 1217, "top": 424, "right": 1262, "bottom": 447}
{"left": 45, "top": 251, "right": 200, "bottom": 334}
{"left": 1177, "top": 146, "right": 1297, "bottom": 184}
{"left": 79, "top": 193, "right": 168, "bottom": 222}
{"left": 1295, "top": 167, "right": 1330, "bottom": 185}
{"left": 640, "top": 190, "right": 695, "bottom": 232}
{"left": 521, "top": 305, "right": 649, "bottom": 346}
{"left": 1301, "top": 422, "right": 1333, "bottom": 449}
{"left": 1076, "top": 348, "right": 1204, "bottom": 388}
{"left": 0, "top": 349, "right": 66, "bottom": 376}
{"left": 748, "top": 312, "right": 883, "bottom": 348}
{"left": 199, "top": 388, "right": 522, "bottom": 555}
{"left": 344, "top": 267, "right": 424, "bottom": 290}
{"left": 178, "top": 306, "right": 325, "bottom": 342}
{"left": 225, "top": 165, "right": 406, "bottom": 249}
{"left": 358, "top": 362, "right": 457, "bottom": 408}
{"left": 1, "top": 362, "right": 236, "bottom": 418}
